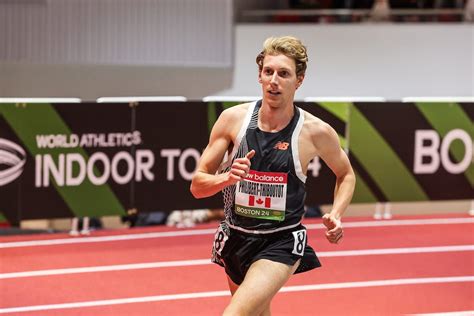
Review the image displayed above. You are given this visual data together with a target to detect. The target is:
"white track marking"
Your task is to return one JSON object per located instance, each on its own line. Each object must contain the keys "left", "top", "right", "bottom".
{"left": 318, "top": 245, "right": 474, "bottom": 257}
{"left": 409, "top": 312, "right": 474, "bottom": 316}
{"left": 0, "top": 217, "right": 472, "bottom": 249}
{"left": 1, "top": 245, "right": 472, "bottom": 280}
{"left": 0, "top": 259, "right": 210, "bottom": 279}
{"left": 0, "top": 276, "right": 472, "bottom": 314}
{"left": 327, "top": 218, "right": 474, "bottom": 229}
{"left": 0, "top": 228, "right": 216, "bottom": 249}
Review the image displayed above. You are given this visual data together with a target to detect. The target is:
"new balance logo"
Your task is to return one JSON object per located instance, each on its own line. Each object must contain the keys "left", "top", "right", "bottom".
{"left": 273, "top": 141, "right": 289, "bottom": 150}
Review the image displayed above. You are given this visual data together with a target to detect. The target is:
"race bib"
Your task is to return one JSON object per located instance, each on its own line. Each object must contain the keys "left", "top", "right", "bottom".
{"left": 234, "top": 170, "right": 287, "bottom": 221}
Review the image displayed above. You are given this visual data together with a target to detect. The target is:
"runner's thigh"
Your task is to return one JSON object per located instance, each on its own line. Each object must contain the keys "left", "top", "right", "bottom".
{"left": 230, "top": 258, "right": 300, "bottom": 312}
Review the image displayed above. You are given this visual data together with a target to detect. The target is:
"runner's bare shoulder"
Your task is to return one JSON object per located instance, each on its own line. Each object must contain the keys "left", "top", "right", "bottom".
{"left": 216, "top": 102, "right": 253, "bottom": 137}
{"left": 219, "top": 103, "right": 251, "bottom": 120}
{"left": 299, "top": 109, "right": 337, "bottom": 157}
{"left": 301, "top": 110, "right": 333, "bottom": 138}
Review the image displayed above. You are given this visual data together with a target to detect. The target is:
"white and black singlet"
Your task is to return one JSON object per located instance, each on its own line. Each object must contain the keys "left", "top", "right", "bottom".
{"left": 213, "top": 100, "right": 321, "bottom": 284}
{"left": 220, "top": 100, "right": 308, "bottom": 233}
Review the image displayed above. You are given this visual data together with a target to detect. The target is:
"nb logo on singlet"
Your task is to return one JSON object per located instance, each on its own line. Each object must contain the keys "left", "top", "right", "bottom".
{"left": 273, "top": 141, "right": 289, "bottom": 151}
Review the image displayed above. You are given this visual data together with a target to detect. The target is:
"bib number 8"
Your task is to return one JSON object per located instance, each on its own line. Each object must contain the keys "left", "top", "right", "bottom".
{"left": 213, "top": 225, "right": 229, "bottom": 256}
{"left": 292, "top": 229, "right": 306, "bottom": 256}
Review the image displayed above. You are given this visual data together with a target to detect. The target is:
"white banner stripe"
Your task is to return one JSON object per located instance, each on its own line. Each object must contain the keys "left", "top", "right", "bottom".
{"left": 0, "top": 217, "right": 472, "bottom": 249}
{"left": 0, "top": 276, "right": 472, "bottom": 314}
{"left": 1, "top": 245, "right": 472, "bottom": 280}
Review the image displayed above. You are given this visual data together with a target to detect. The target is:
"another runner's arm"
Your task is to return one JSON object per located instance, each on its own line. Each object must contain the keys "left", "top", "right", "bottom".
{"left": 190, "top": 108, "right": 254, "bottom": 199}
{"left": 313, "top": 121, "right": 356, "bottom": 220}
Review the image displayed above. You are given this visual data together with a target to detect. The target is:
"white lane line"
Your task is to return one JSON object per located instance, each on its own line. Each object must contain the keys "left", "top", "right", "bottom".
{"left": 0, "top": 217, "right": 472, "bottom": 249}
{"left": 1, "top": 245, "right": 473, "bottom": 280}
{"left": 0, "top": 259, "right": 210, "bottom": 280}
{"left": 318, "top": 245, "right": 474, "bottom": 257}
{"left": 0, "top": 228, "right": 216, "bottom": 249}
{"left": 308, "top": 217, "right": 474, "bottom": 229}
{"left": 0, "top": 276, "right": 472, "bottom": 314}
{"left": 409, "top": 312, "right": 474, "bottom": 316}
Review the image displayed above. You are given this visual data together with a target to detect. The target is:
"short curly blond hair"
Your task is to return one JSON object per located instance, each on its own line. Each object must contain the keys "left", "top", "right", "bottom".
{"left": 256, "top": 36, "right": 308, "bottom": 77}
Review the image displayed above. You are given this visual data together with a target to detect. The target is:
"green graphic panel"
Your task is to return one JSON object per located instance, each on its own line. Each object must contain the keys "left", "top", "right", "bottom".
{"left": 318, "top": 102, "right": 350, "bottom": 122}
{"left": 350, "top": 106, "right": 428, "bottom": 202}
{"left": 415, "top": 102, "right": 474, "bottom": 186}
{"left": 305, "top": 102, "right": 349, "bottom": 149}
{"left": 207, "top": 102, "right": 217, "bottom": 134}
{"left": 351, "top": 171, "right": 378, "bottom": 203}
{"left": 320, "top": 102, "right": 349, "bottom": 148}
{"left": 338, "top": 136, "right": 347, "bottom": 151}
{"left": 0, "top": 103, "right": 125, "bottom": 217}
{"left": 316, "top": 102, "right": 373, "bottom": 202}
{"left": 222, "top": 102, "right": 241, "bottom": 110}
{"left": 206, "top": 102, "right": 242, "bottom": 135}
{"left": 0, "top": 212, "right": 7, "bottom": 222}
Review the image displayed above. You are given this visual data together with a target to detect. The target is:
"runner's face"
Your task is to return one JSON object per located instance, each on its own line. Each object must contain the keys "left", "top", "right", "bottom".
{"left": 259, "top": 53, "right": 303, "bottom": 107}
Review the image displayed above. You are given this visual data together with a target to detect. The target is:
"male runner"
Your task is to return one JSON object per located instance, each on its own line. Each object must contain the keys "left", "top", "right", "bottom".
{"left": 191, "top": 36, "right": 356, "bottom": 316}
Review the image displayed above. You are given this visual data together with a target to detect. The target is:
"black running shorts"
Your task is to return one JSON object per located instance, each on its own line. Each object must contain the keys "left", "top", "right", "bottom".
{"left": 211, "top": 221, "right": 321, "bottom": 285}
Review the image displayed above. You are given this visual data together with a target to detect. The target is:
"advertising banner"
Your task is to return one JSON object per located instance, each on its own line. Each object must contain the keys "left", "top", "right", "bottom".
{"left": 349, "top": 102, "right": 473, "bottom": 203}
{"left": 133, "top": 102, "right": 222, "bottom": 212}
{"left": 0, "top": 101, "right": 471, "bottom": 223}
{"left": 0, "top": 102, "right": 133, "bottom": 223}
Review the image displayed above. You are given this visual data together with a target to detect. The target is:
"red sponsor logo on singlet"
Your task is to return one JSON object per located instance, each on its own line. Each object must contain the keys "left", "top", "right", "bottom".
{"left": 274, "top": 141, "right": 289, "bottom": 150}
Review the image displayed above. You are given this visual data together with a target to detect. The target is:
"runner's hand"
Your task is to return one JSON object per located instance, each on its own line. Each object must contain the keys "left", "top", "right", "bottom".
{"left": 322, "top": 213, "right": 343, "bottom": 244}
{"left": 228, "top": 150, "right": 255, "bottom": 184}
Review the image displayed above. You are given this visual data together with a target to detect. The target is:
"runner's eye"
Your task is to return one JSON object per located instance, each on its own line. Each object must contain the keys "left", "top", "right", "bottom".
{"left": 264, "top": 69, "right": 273, "bottom": 76}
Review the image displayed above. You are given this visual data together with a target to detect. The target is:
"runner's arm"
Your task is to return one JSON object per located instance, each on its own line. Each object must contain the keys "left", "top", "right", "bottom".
{"left": 313, "top": 122, "right": 356, "bottom": 243}
{"left": 190, "top": 110, "right": 254, "bottom": 199}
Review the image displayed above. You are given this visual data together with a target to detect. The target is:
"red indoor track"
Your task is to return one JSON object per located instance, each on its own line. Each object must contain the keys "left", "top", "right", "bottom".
{"left": 0, "top": 214, "right": 473, "bottom": 315}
